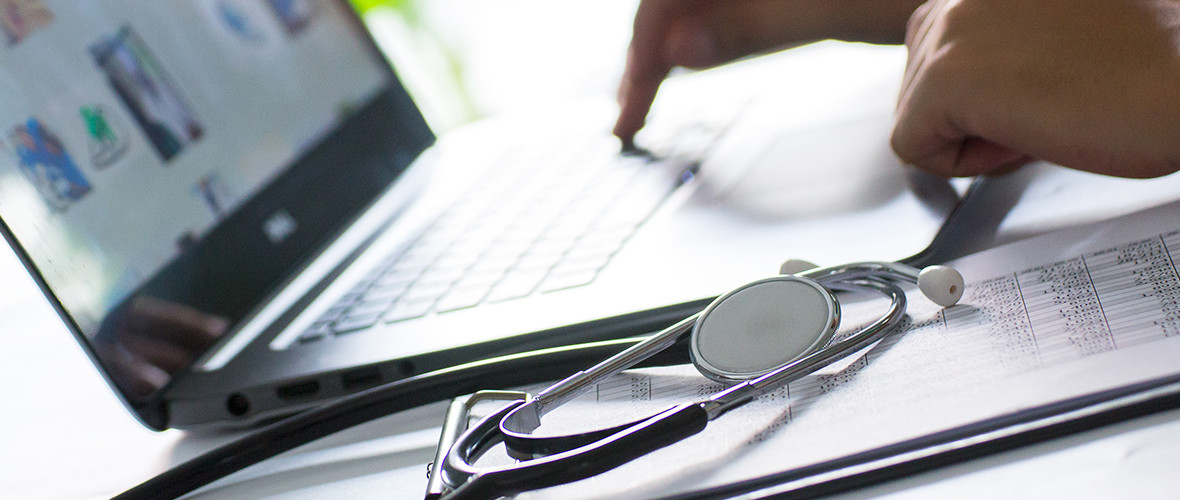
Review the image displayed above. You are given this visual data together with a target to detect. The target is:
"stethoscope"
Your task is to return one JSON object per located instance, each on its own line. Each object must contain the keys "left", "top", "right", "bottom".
{"left": 429, "top": 260, "right": 964, "bottom": 499}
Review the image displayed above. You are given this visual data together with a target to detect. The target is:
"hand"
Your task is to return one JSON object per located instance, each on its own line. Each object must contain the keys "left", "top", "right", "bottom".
{"left": 892, "top": 0, "right": 1180, "bottom": 178}
{"left": 614, "top": 0, "right": 925, "bottom": 146}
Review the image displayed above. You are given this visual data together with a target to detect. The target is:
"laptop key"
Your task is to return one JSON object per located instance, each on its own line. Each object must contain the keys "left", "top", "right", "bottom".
{"left": 550, "top": 253, "right": 611, "bottom": 278}
{"left": 347, "top": 295, "right": 399, "bottom": 318}
{"left": 297, "top": 333, "right": 326, "bottom": 344}
{"left": 538, "top": 270, "right": 598, "bottom": 293}
{"left": 401, "top": 280, "right": 454, "bottom": 304}
{"left": 513, "top": 250, "right": 563, "bottom": 272}
{"left": 297, "top": 321, "right": 334, "bottom": 344}
{"left": 435, "top": 284, "right": 493, "bottom": 313}
{"left": 332, "top": 310, "right": 384, "bottom": 334}
{"left": 486, "top": 270, "right": 547, "bottom": 303}
{"left": 384, "top": 298, "right": 435, "bottom": 323}
{"left": 364, "top": 280, "right": 412, "bottom": 303}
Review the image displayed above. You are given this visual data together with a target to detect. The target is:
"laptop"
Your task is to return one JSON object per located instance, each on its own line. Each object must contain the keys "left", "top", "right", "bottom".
{"left": 0, "top": 2, "right": 954, "bottom": 429}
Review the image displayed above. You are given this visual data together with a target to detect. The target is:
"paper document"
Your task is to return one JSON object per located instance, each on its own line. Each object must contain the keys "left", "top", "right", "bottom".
{"left": 500, "top": 199, "right": 1180, "bottom": 499}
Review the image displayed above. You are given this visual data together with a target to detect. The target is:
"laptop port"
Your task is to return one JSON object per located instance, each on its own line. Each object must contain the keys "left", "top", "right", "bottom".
{"left": 226, "top": 393, "right": 249, "bottom": 416}
{"left": 396, "top": 360, "right": 416, "bottom": 376}
{"left": 341, "top": 367, "right": 382, "bottom": 391}
{"left": 276, "top": 380, "right": 321, "bottom": 400}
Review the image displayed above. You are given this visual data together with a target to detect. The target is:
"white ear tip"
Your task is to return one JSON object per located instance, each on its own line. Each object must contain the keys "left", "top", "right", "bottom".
{"left": 780, "top": 259, "right": 820, "bottom": 275}
{"left": 918, "top": 265, "right": 964, "bottom": 307}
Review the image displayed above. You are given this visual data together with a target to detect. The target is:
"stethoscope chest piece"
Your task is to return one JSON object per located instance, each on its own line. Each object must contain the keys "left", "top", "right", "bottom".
{"left": 690, "top": 275, "right": 839, "bottom": 383}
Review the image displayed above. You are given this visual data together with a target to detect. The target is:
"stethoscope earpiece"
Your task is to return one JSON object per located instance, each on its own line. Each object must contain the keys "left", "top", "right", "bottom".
{"left": 917, "top": 265, "right": 965, "bottom": 307}
{"left": 778, "top": 259, "right": 820, "bottom": 275}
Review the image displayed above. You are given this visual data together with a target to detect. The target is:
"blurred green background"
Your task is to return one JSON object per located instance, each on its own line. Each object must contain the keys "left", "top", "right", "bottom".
{"left": 347, "top": 0, "right": 637, "bottom": 133}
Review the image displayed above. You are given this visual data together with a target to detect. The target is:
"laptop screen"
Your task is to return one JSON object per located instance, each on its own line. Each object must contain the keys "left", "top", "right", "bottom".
{"left": 0, "top": 1, "right": 432, "bottom": 411}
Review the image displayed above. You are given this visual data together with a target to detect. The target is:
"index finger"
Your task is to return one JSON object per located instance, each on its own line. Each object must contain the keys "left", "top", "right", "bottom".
{"left": 614, "top": 0, "right": 682, "bottom": 145}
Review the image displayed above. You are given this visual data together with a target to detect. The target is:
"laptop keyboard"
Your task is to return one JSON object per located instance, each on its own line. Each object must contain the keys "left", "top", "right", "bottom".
{"left": 296, "top": 138, "right": 690, "bottom": 344}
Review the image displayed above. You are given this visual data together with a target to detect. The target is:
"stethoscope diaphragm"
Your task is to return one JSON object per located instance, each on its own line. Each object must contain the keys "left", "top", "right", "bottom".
{"left": 690, "top": 275, "right": 838, "bottom": 383}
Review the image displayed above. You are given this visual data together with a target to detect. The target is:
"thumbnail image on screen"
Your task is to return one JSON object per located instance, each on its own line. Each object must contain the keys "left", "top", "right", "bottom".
{"left": 0, "top": 0, "right": 53, "bottom": 46}
{"left": 90, "top": 26, "right": 204, "bottom": 162}
{"left": 80, "top": 104, "right": 130, "bottom": 169}
{"left": 7, "top": 117, "right": 92, "bottom": 212}
{"left": 266, "top": 0, "right": 318, "bottom": 35}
